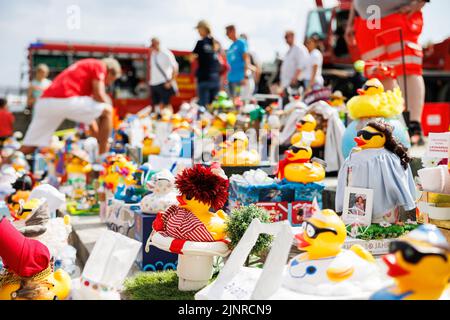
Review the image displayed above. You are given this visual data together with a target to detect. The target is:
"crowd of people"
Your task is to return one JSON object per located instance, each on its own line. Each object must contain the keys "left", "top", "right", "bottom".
{"left": 0, "top": 0, "right": 431, "bottom": 156}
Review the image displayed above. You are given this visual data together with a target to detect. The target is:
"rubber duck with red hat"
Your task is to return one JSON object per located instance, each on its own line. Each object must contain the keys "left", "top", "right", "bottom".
{"left": 152, "top": 163, "right": 229, "bottom": 242}
{"left": 0, "top": 217, "right": 71, "bottom": 300}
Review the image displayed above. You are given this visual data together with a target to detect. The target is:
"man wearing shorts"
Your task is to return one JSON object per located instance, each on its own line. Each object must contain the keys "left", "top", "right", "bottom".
{"left": 21, "top": 58, "right": 121, "bottom": 155}
{"left": 346, "top": 0, "right": 429, "bottom": 144}
{"left": 149, "top": 38, "right": 179, "bottom": 114}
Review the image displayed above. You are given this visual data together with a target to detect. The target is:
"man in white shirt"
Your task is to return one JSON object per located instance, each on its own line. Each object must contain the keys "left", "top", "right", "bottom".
{"left": 149, "top": 37, "right": 179, "bottom": 113}
{"left": 280, "top": 31, "right": 308, "bottom": 97}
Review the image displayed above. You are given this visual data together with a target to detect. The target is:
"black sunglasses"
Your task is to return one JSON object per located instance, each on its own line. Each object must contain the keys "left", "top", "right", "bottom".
{"left": 302, "top": 221, "right": 337, "bottom": 239}
{"left": 357, "top": 130, "right": 383, "bottom": 140}
{"left": 389, "top": 241, "right": 448, "bottom": 264}
{"left": 289, "top": 145, "right": 308, "bottom": 153}
{"left": 362, "top": 84, "right": 379, "bottom": 91}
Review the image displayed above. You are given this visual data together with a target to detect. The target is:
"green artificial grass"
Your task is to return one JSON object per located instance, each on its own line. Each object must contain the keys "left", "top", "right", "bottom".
{"left": 123, "top": 271, "right": 197, "bottom": 300}
{"left": 346, "top": 223, "right": 419, "bottom": 240}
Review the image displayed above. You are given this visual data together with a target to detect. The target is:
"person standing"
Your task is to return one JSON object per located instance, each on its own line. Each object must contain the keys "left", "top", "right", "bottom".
{"left": 191, "top": 20, "right": 221, "bottom": 107}
{"left": 149, "top": 37, "right": 179, "bottom": 114}
{"left": 345, "top": 0, "right": 429, "bottom": 144}
{"left": 27, "top": 64, "right": 52, "bottom": 110}
{"left": 21, "top": 58, "right": 122, "bottom": 155}
{"left": 0, "top": 98, "right": 15, "bottom": 149}
{"left": 239, "top": 33, "right": 261, "bottom": 100}
{"left": 225, "top": 25, "right": 250, "bottom": 98}
{"left": 304, "top": 34, "right": 325, "bottom": 93}
{"left": 280, "top": 31, "right": 309, "bottom": 98}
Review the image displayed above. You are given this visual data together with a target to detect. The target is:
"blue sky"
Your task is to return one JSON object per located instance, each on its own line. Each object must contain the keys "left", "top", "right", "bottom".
{"left": 0, "top": 0, "right": 449, "bottom": 87}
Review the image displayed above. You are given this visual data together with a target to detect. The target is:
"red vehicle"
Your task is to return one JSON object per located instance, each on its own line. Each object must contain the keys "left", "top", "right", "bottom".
{"left": 303, "top": 0, "right": 450, "bottom": 133}
{"left": 28, "top": 40, "right": 197, "bottom": 118}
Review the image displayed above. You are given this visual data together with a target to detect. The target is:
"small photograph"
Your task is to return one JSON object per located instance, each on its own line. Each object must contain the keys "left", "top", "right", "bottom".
{"left": 342, "top": 187, "right": 374, "bottom": 227}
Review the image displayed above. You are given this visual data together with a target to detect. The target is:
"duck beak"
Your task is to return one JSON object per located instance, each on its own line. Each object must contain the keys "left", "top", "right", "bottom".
{"left": 296, "top": 123, "right": 303, "bottom": 130}
{"left": 357, "top": 88, "right": 365, "bottom": 95}
{"left": 295, "top": 233, "right": 311, "bottom": 249}
{"left": 383, "top": 254, "right": 409, "bottom": 277}
{"left": 354, "top": 137, "right": 366, "bottom": 147}
{"left": 177, "top": 195, "right": 187, "bottom": 206}
{"left": 284, "top": 150, "right": 293, "bottom": 159}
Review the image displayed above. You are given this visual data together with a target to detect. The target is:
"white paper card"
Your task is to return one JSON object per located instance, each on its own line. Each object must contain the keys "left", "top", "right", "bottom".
{"left": 427, "top": 132, "right": 450, "bottom": 158}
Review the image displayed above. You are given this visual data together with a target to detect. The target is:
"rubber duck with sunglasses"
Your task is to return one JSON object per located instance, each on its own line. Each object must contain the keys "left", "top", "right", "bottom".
{"left": 276, "top": 141, "right": 325, "bottom": 183}
{"left": 371, "top": 224, "right": 450, "bottom": 300}
{"left": 336, "top": 120, "right": 416, "bottom": 225}
{"left": 291, "top": 114, "right": 325, "bottom": 148}
{"left": 283, "top": 207, "right": 381, "bottom": 297}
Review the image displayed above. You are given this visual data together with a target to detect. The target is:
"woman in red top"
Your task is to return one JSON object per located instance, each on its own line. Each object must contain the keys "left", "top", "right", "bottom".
{"left": 0, "top": 98, "right": 15, "bottom": 147}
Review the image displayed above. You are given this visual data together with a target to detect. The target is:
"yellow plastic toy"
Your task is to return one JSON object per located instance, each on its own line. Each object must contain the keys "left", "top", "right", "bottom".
{"left": 213, "top": 131, "right": 260, "bottom": 166}
{"left": 0, "top": 218, "right": 71, "bottom": 300}
{"left": 206, "top": 113, "right": 237, "bottom": 137}
{"left": 353, "top": 125, "right": 387, "bottom": 150}
{"left": 99, "top": 154, "right": 137, "bottom": 192}
{"left": 142, "top": 135, "right": 160, "bottom": 157}
{"left": 347, "top": 78, "right": 404, "bottom": 119}
{"left": 291, "top": 114, "right": 325, "bottom": 148}
{"left": 371, "top": 224, "right": 450, "bottom": 300}
{"left": 276, "top": 143, "right": 325, "bottom": 183}
{"left": 284, "top": 208, "right": 379, "bottom": 295}
{"left": 154, "top": 164, "right": 230, "bottom": 241}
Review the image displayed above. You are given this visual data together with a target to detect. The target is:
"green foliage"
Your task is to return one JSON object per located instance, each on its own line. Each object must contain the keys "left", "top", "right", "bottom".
{"left": 123, "top": 271, "right": 196, "bottom": 300}
{"left": 347, "top": 223, "right": 419, "bottom": 240}
{"left": 225, "top": 204, "right": 273, "bottom": 257}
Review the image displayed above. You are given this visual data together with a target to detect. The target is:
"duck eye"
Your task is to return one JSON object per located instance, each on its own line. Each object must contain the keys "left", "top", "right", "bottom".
{"left": 185, "top": 195, "right": 193, "bottom": 201}
{"left": 306, "top": 224, "right": 315, "bottom": 238}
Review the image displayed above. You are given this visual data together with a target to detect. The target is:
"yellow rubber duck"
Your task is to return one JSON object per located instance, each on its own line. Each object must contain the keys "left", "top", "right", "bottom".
{"left": 142, "top": 135, "right": 160, "bottom": 157}
{"left": 286, "top": 209, "right": 377, "bottom": 286}
{"left": 353, "top": 125, "right": 386, "bottom": 150}
{"left": 0, "top": 268, "right": 71, "bottom": 300}
{"left": 156, "top": 164, "right": 229, "bottom": 241}
{"left": 66, "top": 151, "right": 92, "bottom": 176}
{"left": 213, "top": 131, "right": 260, "bottom": 166}
{"left": 206, "top": 113, "right": 237, "bottom": 138}
{"left": 371, "top": 224, "right": 450, "bottom": 300}
{"left": 0, "top": 218, "right": 71, "bottom": 300}
{"left": 276, "top": 143, "right": 325, "bottom": 183}
{"left": 347, "top": 78, "right": 404, "bottom": 119}
{"left": 100, "top": 154, "right": 137, "bottom": 192}
{"left": 291, "top": 114, "right": 325, "bottom": 148}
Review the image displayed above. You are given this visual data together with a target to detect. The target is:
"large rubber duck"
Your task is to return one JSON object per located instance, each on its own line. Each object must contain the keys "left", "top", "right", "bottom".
{"left": 347, "top": 78, "right": 404, "bottom": 120}
{"left": 283, "top": 208, "right": 381, "bottom": 296}
{"left": 0, "top": 218, "right": 71, "bottom": 300}
{"left": 276, "top": 142, "right": 325, "bottom": 183}
{"left": 291, "top": 114, "right": 325, "bottom": 148}
{"left": 213, "top": 131, "right": 260, "bottom": 167}
{"left": 371, "top": 224, "right": 450, "bottom": 300}
{"left": 336, "top": 120, "right": 416, "bottom": 224}
{"left": 152, "top": 164, "right": 229, "bottom": 241}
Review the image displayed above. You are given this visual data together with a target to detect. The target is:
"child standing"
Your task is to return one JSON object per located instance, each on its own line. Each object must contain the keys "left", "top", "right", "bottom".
{"left": 0, "top": 98, "right": 15, "bottom": 147}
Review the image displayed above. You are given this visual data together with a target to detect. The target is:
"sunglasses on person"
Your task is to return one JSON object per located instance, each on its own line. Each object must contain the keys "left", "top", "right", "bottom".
{"left": 289, "top": 145, "right": 308, "bottom": 153}
{"left": 302, "top": 221, "right": 337, "bottom": 239}
{"left": 356, "top": 130, "right": 383, "bottom": 140}
{"left": 389, "top": 241, "right": 448, "bottom": 264}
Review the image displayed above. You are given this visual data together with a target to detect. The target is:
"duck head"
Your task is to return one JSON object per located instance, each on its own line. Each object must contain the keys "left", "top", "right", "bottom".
{"left": 296, "top": 114, "right": 317, "bottom": 132}
{"left": 295, "top": 209, "right": 346, "bottom": 259}
{"left": 177, "top": 194, "right": 211, "bottom": 214}
{"left": 284, "top": 143, "right": 313, "bottom": 161}
{"left": 354, "top": 125, "right": 386, "bottom": 149}
{"left": 382, "top": 225, "right": 450, "bottom": 295}
{"left": 357, "top": 78, "right": 384, "bottom": 96}
{"left": 231, "top": 131, "right": 249, "bottom": 152}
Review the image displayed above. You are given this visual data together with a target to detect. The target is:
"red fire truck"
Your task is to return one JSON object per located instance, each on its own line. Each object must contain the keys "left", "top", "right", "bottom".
{"left": 28, "top": 40, "right": 197, "bottom": 118}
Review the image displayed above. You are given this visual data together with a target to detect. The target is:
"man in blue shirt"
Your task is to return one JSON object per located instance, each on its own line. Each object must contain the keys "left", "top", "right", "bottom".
{"left": 225, "top": 25, "right": 249, "bottom": 98}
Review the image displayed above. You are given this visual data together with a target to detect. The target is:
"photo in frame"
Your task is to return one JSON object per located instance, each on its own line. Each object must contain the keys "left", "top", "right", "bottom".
{"left": 342, "top": 187, "right": 374, "bottom": 237}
